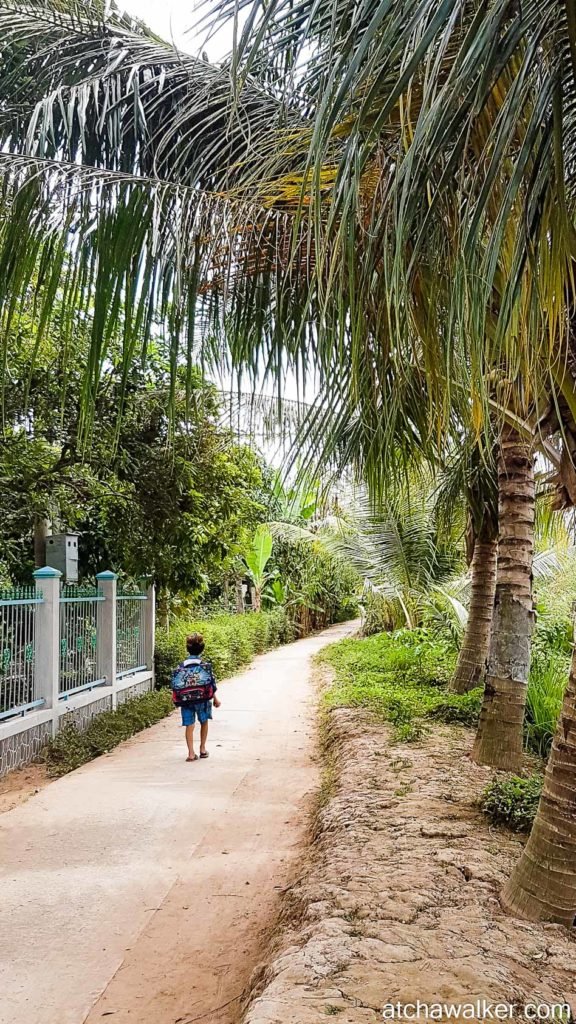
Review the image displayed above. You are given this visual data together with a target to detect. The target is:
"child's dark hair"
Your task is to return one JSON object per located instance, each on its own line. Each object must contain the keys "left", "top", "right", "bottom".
{"left": 186, "top": 632, "right": 205, "bottom": 656}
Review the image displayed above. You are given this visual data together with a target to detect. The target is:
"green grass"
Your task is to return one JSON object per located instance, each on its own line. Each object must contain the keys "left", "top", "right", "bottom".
{"left": 481, "top": 773, "right": 543, "bottom": 832}
{"left": 525, "top": 652, "right": 568, "bottom": 757}
{"left": 155, "top": 609, "right": 295, "bottom": 686}
{"left": 319, "top": 628, "right": 482, "bottom": 738}
{"left": 320, "top": 620, "right": 571, "bottom": 756}
{"left": 44, "top": 688, "right": 174, "bottom": 777}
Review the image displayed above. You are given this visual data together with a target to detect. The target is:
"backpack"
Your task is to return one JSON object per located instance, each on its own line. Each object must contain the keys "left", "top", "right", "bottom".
{"left": 171, "top": 657, "right": 216, "bottom": 706}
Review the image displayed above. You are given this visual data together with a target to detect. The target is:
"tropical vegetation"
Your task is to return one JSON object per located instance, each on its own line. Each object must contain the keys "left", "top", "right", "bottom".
{"left": 2, "top": 0, "right": 576, "bottom": 933}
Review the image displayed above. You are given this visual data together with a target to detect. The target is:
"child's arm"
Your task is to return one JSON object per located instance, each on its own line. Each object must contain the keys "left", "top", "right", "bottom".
{"left": 211, "top": 663, "right": 221, "bottom": 707}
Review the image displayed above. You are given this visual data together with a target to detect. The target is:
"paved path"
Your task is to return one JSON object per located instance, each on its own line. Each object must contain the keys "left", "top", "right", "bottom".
{"left": 0, "top": 621, "right": 356, "bottom": 1024}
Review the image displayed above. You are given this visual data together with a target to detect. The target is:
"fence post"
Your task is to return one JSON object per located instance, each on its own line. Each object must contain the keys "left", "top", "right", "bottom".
{"left": 33, "top": 566, "right": 62, "bottom": 737}
{"left": 145, "top": 582, "right": 156, "bottom": 683}
{"left": 96, "top": 571, "right": 117, "bottom": 709}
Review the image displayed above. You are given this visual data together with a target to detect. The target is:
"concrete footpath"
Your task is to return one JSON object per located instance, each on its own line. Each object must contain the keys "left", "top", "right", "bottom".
{"left": 0, "top": 621, "right": 356, "bottom": 1024}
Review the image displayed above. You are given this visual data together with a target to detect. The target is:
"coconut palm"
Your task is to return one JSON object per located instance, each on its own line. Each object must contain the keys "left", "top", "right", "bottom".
{"left": 205, "top": 0, "right": 576, "bottom": 921}
{"left": 435, "top": 438, "right": 499, "bottom": 695}
{"left": 0, "top": 0, "right": 313, "bottom": 434}
{"left": 324, "top": 481, "right": 465, "bottom": 630}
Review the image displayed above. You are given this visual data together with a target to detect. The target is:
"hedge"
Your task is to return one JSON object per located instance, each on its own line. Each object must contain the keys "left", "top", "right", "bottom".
{"left": 155, "top": 608, "right": 296, "bottom": 686}
{"left": 44, "top": 689, "right": 174, "bottom": 777}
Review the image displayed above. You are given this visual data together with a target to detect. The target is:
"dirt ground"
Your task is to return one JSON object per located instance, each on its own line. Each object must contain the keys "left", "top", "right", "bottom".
{"left": 0, "top": 761, "right": 48, "bottom": 814}
{"left": 242, "top": 709, "right": 576, "bottom": 1024}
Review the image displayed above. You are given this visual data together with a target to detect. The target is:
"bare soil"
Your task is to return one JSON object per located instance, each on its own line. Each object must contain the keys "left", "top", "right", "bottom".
{"left": 0, "top": 761, "right": 48, "bottom": 814}
{"left": 242, "top": 709, "right": 576, "bottom": 1023}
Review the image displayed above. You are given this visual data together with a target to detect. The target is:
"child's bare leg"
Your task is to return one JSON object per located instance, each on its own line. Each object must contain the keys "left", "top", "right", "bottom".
{"left": 185, "top": 724, "right": 196, "bottom": 759}
{"left": 200, "top": 720, "right": 209, "bottom": 755}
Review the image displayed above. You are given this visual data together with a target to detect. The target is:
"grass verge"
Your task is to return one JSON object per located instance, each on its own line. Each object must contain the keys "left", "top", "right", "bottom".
{"left": 43, "top": 689, "right": 174, "bottom": 777}
{"left": 318, "top": 625, "right": 547, "bottom": 835}
{"left": 318, "top": 628, "right": 482, "bottom": 739}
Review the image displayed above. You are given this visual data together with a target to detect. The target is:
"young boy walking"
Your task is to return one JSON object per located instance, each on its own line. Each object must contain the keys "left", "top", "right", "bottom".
{"left": 171, "top": 633, "right": 221, "bottom": 762}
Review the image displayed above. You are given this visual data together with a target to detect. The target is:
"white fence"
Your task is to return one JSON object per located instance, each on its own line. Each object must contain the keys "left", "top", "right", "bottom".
{"left": 0, "top": 568, "right": 155, "bottom": 776}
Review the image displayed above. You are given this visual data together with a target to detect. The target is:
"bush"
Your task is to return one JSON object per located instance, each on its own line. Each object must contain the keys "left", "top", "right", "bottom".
{"left": 319, "top": 628, "right": 480, "bottom": 731}
{"left": 532, "top": 615, "right": 573, "bottom": 658}
{"left": 427, "top": 689, "right": 483, "bottom": 726}
{"left": 481, "top": 773, "right": 543, "bottom": 832}
{"left": 44, "top": 688, "right": 174, "bottom": 777}
{"left": 360, "top": 589, "right": 399, "bottom": 635}
{"left": 155, "top": 609, "right": 295, "bottom": 686}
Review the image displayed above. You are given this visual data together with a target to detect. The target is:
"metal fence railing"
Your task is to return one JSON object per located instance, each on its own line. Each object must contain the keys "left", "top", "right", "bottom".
{"left": 0, "top": 575, "right": 153, "bottom": 722}
{"left": 59, "top": 585, "right": 105, "bottom": 698}
{"left": 116, "top": 591, "right": 148, "bottom": 676}
{"left": 0, "top": 588, "right": 44, "bottom": 719}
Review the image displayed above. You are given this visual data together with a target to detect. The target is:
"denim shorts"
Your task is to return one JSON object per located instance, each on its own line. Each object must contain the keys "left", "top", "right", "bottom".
{"left": 181, "top": 701, "right": 213, "bottom": 726}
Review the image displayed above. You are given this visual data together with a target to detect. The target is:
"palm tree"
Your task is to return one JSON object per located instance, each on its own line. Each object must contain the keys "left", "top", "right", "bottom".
{"left": 323, "top": 481, "right": 465, "bottom": 631}
{"left": 472, "top": 423, "right": 536, "bottom": 766}
{"left": 0, "top": 0, "right": 310, "bottom": 434}
{"left": 436, "top": 440, "right": 499, "bottom": 694}
{"left": 206, "top": 0, "right": 576, "bottom": 919}
{"left": 501, "top": 654, "right": 576, "bottom": 925}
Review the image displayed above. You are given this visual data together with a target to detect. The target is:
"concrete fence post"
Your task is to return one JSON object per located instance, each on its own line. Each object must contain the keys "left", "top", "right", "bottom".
{"left": 33, "top": 566, "right": 62, "bottom": 737}
{"left": 145, "top": 582, "right": 156, "bottom": 683}
{"left": 96, "top": 571, "right": 117, "bottom": 709}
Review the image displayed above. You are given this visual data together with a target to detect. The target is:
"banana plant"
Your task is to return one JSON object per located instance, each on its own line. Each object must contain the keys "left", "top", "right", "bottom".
{"left": 242, "top": 525, "right": 274, "bottom": 611}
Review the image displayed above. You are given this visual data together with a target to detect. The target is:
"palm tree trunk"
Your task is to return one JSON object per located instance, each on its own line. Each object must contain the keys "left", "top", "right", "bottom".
{"left": 501, "top": 648, "right": 576, "bottom": 924}
{"left": 472, "top": 425, "right": 535, "bottom": 770}
{"left": 450, "top": 534, "right": 498, "bottom": 693}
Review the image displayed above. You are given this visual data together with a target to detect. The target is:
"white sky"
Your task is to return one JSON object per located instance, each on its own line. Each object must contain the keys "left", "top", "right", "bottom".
{"left": 121, "top": 1, "right": 234, "bottom": 61}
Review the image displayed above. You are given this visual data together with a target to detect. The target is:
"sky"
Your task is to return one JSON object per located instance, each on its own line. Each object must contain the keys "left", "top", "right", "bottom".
{"left": 121, "top": 1, "right": 234, "bottom": 61}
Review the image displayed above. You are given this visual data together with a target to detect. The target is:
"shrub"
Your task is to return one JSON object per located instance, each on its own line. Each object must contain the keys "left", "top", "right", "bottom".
{"left": 481, "top": 773, "right": 543, "bottom": 832}
{"left": 360, "top": 589, "right": 398, "bottom": 635}
{"left": 155, "top": 609, "right": 294, "bottom": 686}
{"left": 319, "top": 628, "right": 479, "bottom": 732}
{"left": 427, "top": 689, "right": 483, "bottom": 726}
{"left": 532, "top": 615, "right": 573, "bottom": 658}
{"left": 44, "top": 688, "right": 174, "bottom": 777}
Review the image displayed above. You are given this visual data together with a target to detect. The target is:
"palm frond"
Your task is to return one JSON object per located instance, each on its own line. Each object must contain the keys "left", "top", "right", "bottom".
{"left": 320, "top": 480, "right": 464, "bottom": 627}
{"left": 5, "top": 0, "right": 576, "bottom": 504}
{"left": 198, "top": 0, "right": 576, "bottom": 435}
{"left": 0, "top": 0, "right": 300, "bottom": 190}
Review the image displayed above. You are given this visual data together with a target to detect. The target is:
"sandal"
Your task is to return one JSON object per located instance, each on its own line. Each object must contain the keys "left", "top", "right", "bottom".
{"left": 199, "top": 751, "right": 209, "bottom": 759}
{"left": 186, "top": 755, "right": 198, "bottom": 762}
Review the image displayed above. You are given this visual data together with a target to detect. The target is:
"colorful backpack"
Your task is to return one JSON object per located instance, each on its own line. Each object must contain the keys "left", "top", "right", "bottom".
{"left": 171, "top": 657, "right": 216, "bottom": 706}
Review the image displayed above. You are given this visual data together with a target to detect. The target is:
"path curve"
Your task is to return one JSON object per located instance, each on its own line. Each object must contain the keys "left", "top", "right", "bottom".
{"left": 0, "top": 620, "right": 356, "bottom": 1024}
